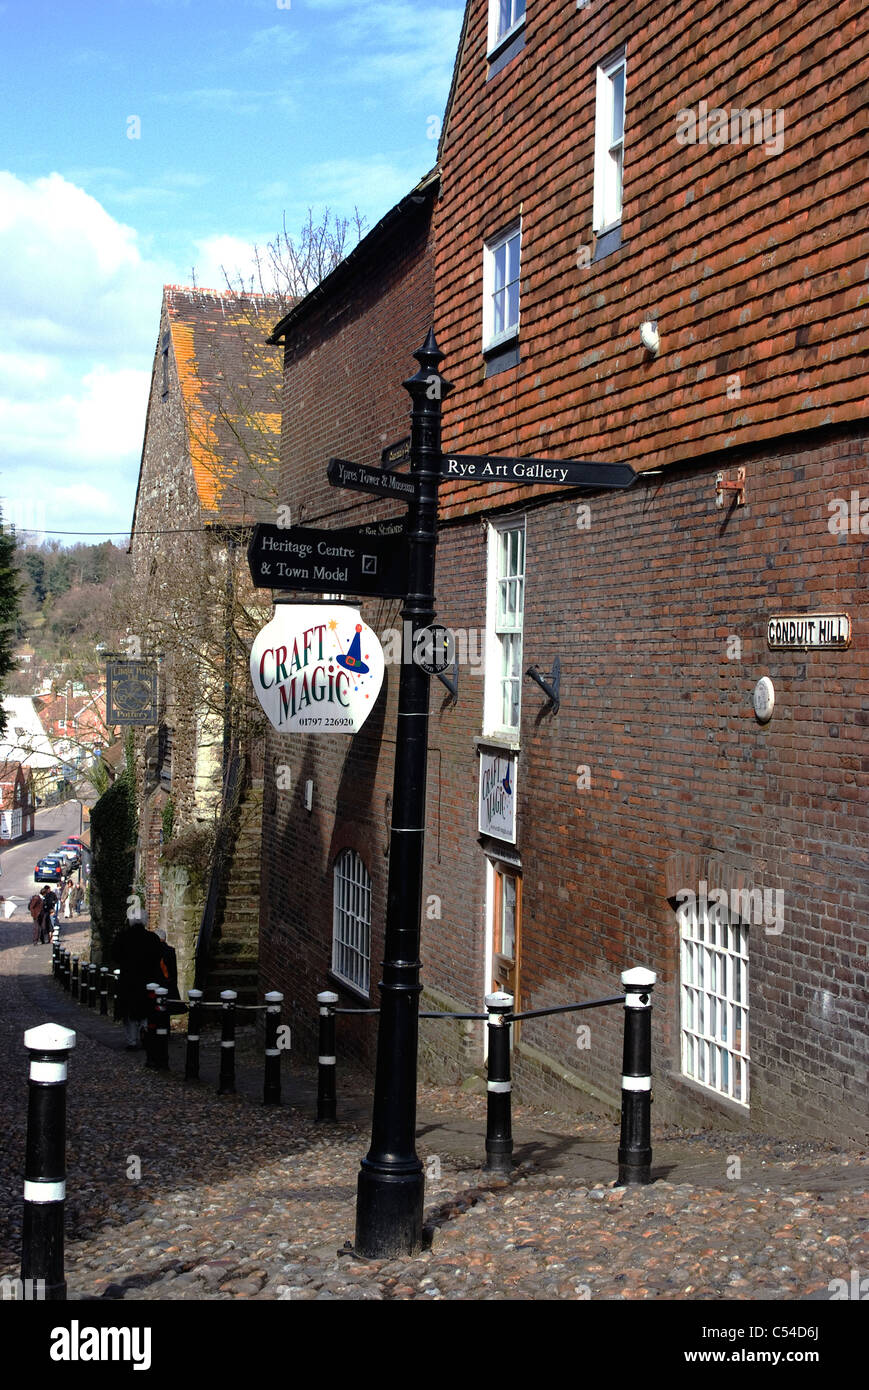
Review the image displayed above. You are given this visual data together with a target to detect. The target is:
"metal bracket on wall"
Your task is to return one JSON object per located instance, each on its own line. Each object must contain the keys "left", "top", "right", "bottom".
{"left": 525, "top": 655, "right": 560, "bottom": 714}
{"left": 435, "top": 661, "right": 458, "bottom": 704}
{"left": 715, "top": 466, "right": 746, "bottom": 509}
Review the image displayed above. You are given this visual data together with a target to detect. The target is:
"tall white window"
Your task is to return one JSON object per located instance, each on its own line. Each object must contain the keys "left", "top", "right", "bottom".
{"left": 483, "top": 222, "right": 521, "bottom": 351}
{"left": 488, "top": 0, "right": 526, "bottom": 54}
{"left": 332, "top": 849, "right": 371, "bottom": 995}
{"left": 593, "top": 53, "right": 626, "bottom": 232}
{"left": 679, "top": 897, "right": 749, "bottom": 1105}
{"left": 484, "top": 519, "right": 526, "bottom": 735}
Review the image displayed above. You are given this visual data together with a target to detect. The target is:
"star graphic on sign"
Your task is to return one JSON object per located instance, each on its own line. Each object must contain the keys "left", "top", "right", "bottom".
{"left": 328, "top": 619, "right": 338, "bottom": 631}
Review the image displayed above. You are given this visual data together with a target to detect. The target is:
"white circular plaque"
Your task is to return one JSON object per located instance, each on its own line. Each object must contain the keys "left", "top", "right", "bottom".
{"left": 752, "top": 676, "right": 775, "bottom": 723}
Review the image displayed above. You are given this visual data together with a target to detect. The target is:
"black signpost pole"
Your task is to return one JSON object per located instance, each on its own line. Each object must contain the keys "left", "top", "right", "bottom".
{"left": 354, "top": 329, "right": 451, "bottom": 1258}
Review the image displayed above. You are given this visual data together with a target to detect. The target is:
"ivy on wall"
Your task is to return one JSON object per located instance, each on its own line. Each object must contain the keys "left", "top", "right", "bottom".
{"left": 89, "top": 731, "right": 138, "bottom": 962}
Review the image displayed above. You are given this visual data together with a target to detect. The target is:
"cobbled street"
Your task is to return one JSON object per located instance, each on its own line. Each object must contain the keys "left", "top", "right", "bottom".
{"left": 1, "top": 917, "right": 866, "bottom": 1309}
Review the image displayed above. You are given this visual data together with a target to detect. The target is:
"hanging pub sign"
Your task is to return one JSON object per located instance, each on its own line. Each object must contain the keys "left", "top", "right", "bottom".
{"left": 478, "top": 749, "right": 517, "bottom": 843}
{"left": 767, "top": 613, "right": 851, "bottom": 649}
{"left": 250, "top": 604, "right": 385, "bottom": 734}
{"left": 106, "top": 661, "right": 158, "bottom": 725}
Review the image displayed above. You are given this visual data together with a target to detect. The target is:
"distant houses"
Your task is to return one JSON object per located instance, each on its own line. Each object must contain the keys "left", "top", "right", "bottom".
{"left": 0, "top": 762, "right": 34, "bottom": 846}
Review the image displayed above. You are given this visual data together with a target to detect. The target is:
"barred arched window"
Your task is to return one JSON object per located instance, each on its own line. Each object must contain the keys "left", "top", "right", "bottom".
{"left": 332, "top": 849, "right": 371, "bottom": 995}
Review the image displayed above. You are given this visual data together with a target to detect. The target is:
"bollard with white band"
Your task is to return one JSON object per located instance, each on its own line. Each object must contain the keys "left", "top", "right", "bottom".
{"left": 618, "top": 967, "right": 656, "bottom": 1185}
{"left": 484, "top": 992, "right": 514, "bottom": 1173}
{"left": 21, "top": 1022, "right": 75, "bottom": 1301}
{"left": 70, "top": 956, "right": 79, "bottom": 1002}
{"left": 112, "top": 969, "right": 122, "bottom": 1023}
{"left": 152, "top": 987, "right": 170, "bottom": 1070}
{"left": 185, "top": 989, "right": 203, "bottom": 1081}
{"left": 218, "top": 990, "right": 237, "bottom": 1095}
{"left": 62, "top": 951, "right": 71, "bottom": 994}
{"left": 316, "top": 991, "right": 339, "bottom": 1121}
{"left": 99, "top": 967, "right": 109, "bottom": 1017}
{"left": 263, "top": 991, "right": 283, "bottom": 1105}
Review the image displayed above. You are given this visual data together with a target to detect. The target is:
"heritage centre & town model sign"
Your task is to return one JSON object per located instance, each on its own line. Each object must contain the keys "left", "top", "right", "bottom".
{"left": 247, "top": 522, "right": 408, "bottom": 599}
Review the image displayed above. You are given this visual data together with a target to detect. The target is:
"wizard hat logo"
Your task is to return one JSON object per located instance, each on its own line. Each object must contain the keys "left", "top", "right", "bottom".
{"left": 336, "top": 623, "right": 370, "bottom": 675}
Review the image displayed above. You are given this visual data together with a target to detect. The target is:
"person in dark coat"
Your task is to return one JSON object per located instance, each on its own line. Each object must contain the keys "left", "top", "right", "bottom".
{"left": 39, "top": 886, "right": 57, "bottom": 943}
{"left": 155, "top": 928, "right": 181, "bottom": 1011}
{"left": 113, "top": 906, "right": 163, "bottom": 1049}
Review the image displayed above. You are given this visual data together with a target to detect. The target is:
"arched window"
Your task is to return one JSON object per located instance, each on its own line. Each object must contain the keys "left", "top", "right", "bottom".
{"left": 332, "top": 849, "right": 371, "bottom": 995}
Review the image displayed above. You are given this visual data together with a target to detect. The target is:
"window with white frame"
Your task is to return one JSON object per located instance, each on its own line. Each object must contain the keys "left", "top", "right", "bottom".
{"left": 332, "top": 849, "right": 372, "bottom": 994}
{"left": 593, "top": 52, "right": 626, "bottom": 232}
{"left": 679, "top": 897, "right": 749, "bottom": 1105}
{"left": 488, "top": 0, "right": 526, "bottom": 55}
{"left": 483, "top": 221, "right": 521, "bottom": 352}
{"left": 484, "top": 518, "right": 526, "bottom": 735}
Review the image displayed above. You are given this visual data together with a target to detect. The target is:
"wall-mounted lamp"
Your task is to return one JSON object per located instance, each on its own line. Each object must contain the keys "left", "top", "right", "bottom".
{"left": 525, "top": 656, "right": 561, "bottom": 714}
{"left": 640, "top": 320, "right": 660, "bottom": 355}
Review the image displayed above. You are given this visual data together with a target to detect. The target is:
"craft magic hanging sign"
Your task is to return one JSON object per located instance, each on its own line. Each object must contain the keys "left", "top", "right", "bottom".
{"left": 250, "top": 605, "right": 385, "bottom": 734}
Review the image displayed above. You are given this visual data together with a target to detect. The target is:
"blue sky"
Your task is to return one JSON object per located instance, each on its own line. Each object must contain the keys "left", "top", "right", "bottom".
{"left": 0, "top": 0, "right": 463, "bottom": 542}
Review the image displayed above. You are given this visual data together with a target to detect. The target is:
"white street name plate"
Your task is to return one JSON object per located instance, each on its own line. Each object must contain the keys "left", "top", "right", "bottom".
{"left": 767, "top": 614, "right": 851, "bottom": 650}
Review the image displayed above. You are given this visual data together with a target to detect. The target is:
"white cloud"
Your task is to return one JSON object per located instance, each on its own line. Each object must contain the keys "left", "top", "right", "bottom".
{"left": 0, "top": 171, "right": 164, "bottom": 539}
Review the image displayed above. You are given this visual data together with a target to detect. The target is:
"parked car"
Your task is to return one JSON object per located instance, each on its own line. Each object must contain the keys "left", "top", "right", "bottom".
{"left": 34, "top": 857, "right": 65, "bottom": 882}
{"left": 54, "top": 846, "right": 80, "bottom": 867}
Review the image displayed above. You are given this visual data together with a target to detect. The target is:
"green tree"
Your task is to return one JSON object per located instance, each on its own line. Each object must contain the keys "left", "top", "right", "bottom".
{"left": 0, "top": 511, "right": 21, "bottom": 738}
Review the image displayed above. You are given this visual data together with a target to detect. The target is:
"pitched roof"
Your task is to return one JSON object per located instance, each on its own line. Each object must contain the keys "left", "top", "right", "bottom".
{"left": 267, "top": 171, "right": 439, "bottom": 344}
{"left": 163, "top": 286, "right": 288, "bottom": 524}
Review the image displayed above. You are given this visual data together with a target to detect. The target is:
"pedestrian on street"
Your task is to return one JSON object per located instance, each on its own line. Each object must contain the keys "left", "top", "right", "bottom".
{"left": 73, "top": 882, "right": 85, "bottom": 914}
{"left": 39, "top": 886, "right": 57, "bottom": 943}
{"left": 28, "top": 891, "right": 43, "bottom": 944}
{"left": 61, "top": 879, "right": 72, "bottom": 920}
{"left": 112, "top": 904, "right": 163, "bottom": 1050}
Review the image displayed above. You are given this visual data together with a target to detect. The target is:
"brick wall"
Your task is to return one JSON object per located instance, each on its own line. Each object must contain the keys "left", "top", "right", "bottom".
{"left": 259, "top": 195, "right": 437, "bottom": 1064}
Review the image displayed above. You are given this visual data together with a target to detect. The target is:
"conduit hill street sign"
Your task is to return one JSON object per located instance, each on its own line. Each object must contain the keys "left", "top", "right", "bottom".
{"left": 247, "top": 522, "right": 408, "bottom": 599}
{"left": 440, "top": 454, "right": 637, "bottom": 489}
{"left": 767, "top": 613, "right": 851, "bottom": 649}
{"left": 327, "top": 456, "right": 418, "bottom": 501}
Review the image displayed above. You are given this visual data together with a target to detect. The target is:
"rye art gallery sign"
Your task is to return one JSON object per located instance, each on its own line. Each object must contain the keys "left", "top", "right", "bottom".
{"left": 250, "top": 605, "right": 385, "bottom": 734}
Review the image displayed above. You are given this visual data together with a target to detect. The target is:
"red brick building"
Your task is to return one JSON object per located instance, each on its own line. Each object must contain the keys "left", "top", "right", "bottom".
{"left": 0, "top": 762, "right": 35, "bottom": 845}
{"left": 259, "top": 3, "right": 867, "bottom": 1139}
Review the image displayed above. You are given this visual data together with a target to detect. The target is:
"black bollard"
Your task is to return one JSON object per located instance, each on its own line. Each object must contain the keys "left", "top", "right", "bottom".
{"left": 185, "top": 989, "right": 202, "bottom": 1081}
{"left": 21, "top": 1022, "right": 75, "bottom": 1301}
{"left": 316, "top": 991, "right": 339, "bottom": 1121}
{"left": 51, "top": 943, "right": 59, "bottom": 980}
{"left": 484, "top": 992, "right": 514, "bottom": 1173}
{"left": 87, "top": 963, "right": 98, "bottom": 1009}
{"left": 62, "top": 951, "right": 71, "bottom": 994}
{"left": 218, "top": 990, "right": 237, "bottom": 1095}
{"left": 99, "top": 968, "right": 109, "bottom": 1017}
{"left": 263, "top": 991, "right": 283, "bottom": 1105}
{"left": 70, "top": 957, "right": 79, "bottom": 1002}
{"left": 112, "top": 970, "right": 122, "bottom": 1023}
{"left": 618, "top": 967, "right": 656, "bottom": 1185}
{"left": 152, "top": 987, "right": 170, "bottom": 1070}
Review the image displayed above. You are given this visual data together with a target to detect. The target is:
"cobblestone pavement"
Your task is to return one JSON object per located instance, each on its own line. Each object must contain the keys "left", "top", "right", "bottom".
{"left": 1, "top": 919, "right": 866, "bottom": 1312}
